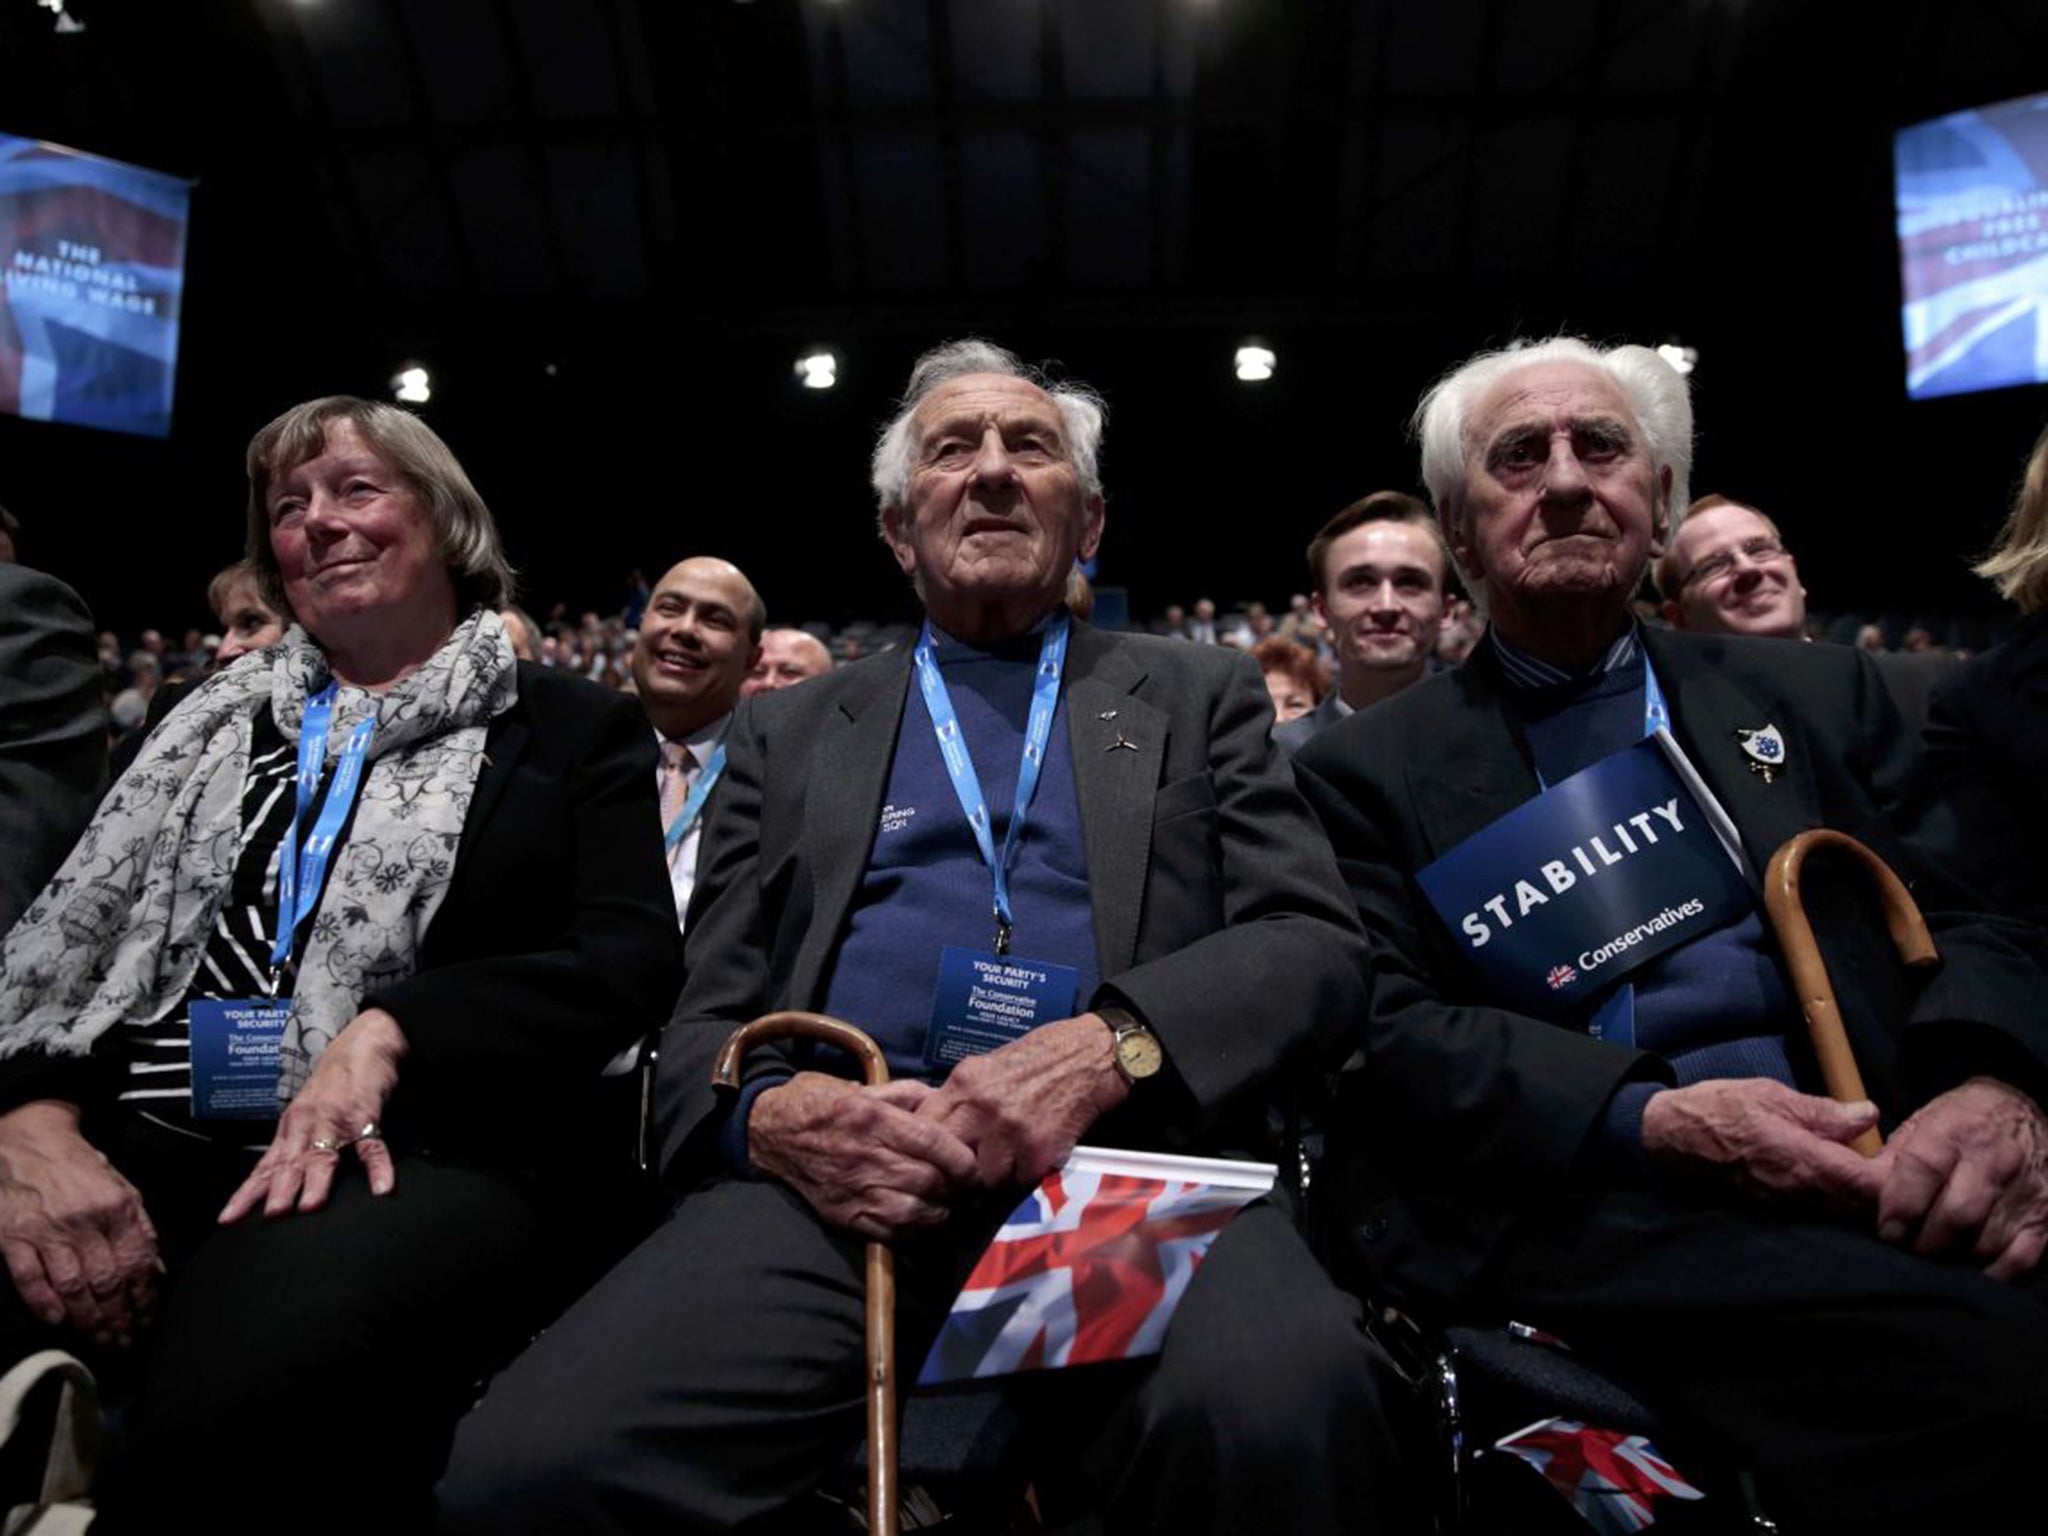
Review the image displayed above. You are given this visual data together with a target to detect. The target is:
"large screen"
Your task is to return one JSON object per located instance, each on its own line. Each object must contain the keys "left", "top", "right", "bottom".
{"left": 0, "top": 134, "right": 192, "bottom": 439}
{"left": 1897, "top": 91, "right": 2048, "bottom": 401}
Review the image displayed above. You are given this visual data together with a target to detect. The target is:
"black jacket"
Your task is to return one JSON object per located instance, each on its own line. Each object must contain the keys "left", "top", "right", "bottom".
{"left": 1295, "top": 627, "right": 2048, "bottom": 1308}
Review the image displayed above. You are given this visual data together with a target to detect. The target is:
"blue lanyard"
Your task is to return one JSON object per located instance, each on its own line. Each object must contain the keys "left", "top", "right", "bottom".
{"left": 663, "top": 739, "right": 728, "bottom": 852}
{"left": 912, "top": 612, "right": 1070, "bottom": 955}
{"left": 269, "top": 683, "right": 376, "bottom": 985}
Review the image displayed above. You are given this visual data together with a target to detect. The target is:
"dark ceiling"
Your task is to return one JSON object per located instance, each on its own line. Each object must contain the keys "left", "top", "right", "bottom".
{"left": 3, "top": 0, "right": 2046, "bottom": 638}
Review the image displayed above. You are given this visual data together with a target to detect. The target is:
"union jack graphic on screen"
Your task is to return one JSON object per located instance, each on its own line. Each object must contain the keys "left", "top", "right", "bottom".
{"left": 1896, "top": 91, "right": 2048, "bottom": 400}
{"left": 1494, "top": 1417, "right": 1706, "bottom": 1535}
{"left": 917, "top": 1146, "right": 1275, "bottom": 1385}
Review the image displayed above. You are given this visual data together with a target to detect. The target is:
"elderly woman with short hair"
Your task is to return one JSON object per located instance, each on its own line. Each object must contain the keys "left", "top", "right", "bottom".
{"left": 0, "top": 397, "right": 683, "bottom": 1533}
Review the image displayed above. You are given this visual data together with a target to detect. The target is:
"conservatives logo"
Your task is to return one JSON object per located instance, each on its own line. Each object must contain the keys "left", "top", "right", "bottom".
{"left": 1546, "top": 964, "right": 1578, "bottom": 992}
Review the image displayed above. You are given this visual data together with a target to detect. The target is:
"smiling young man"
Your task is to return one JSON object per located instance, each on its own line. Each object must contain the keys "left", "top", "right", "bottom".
{"left": 1655, "top": 494, "right": 1956, "bottom": 730}
{"left": 628, "top": 556, "right": 763, "bottom": 925}
{"left": 1295, "top": 336, "right": 2048, "bottom": 1535}
{"left": 443, "top": 339, "right": 1419, "bottom": 1536}
{"left": 1276, "top": 490, "right": 1448, "bottom": 755}
{"left": 1656, "top": 494, "right": 1806, "bottom": 639}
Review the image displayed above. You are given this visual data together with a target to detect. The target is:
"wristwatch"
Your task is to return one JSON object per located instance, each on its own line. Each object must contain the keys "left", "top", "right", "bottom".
{"left": 1099, "top": 1005, "right": 1163, "bottom": 1084}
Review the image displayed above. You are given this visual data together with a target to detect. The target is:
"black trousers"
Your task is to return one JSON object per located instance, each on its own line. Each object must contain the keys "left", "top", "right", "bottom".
{"left": 1496, "top": 1180, "right": 2048, "bottom": 1536}
{"left": 438, "top": 1178, "right": 1424, "bottom": 1535}
{"left": 0, "top": 1114, "right": 612, "bottom": 1536}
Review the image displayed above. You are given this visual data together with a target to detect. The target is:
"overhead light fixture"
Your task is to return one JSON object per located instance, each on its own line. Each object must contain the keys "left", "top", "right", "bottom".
{"left": 1234, "top": 344, "right": 1275, "bottom": 383}
{"left": 1655, "top": 343, "right": 1698, "bottom": 377}
{"left": 796, "top": 351, "right": 837, "bottom": 390}
{"left": 392, "top": 364, "right": 432, "bottom": 404}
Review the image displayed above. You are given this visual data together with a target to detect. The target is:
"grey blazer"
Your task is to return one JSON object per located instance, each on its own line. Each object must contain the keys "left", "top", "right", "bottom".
{"left": 653, "top": 620, "right": 1368, "bottom": 1182}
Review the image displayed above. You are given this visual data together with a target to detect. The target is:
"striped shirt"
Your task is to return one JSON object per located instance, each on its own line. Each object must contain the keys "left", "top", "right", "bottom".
{"left": 1486, "top": 622, "right": 1641, "bottom": 692}
{"left": 112, "top": 708, "right": 343, "bottom": 1144}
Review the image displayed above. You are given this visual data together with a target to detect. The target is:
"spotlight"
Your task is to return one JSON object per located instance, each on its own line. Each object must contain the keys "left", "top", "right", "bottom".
{"left": 1234, "top": 344, "right": 1275, "bottom": 384}
{"left": 1655, "top": 343, "right": 1698, "bottom": 377}
{"left": 392, "top": 365, "right": 432, "bottom": 404}
{"left": 796, "top": 351, "right": 837, "bottom": 390}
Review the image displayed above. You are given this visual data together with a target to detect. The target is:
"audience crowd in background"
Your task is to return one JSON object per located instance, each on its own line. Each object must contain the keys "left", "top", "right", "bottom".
{"left": 72, "top": 566, "right": 2006, "bottom": 757}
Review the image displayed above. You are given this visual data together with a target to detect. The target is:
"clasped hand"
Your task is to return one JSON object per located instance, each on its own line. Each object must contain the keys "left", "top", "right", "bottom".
{"left": 218, "top": 1007, "right": 407, "bottom": 1224}
{"left": 0, "top": 1100, "right": 158, "bottom": 1346}
{"left": 750, "top": 1013, "right": 1128, "bottom": 1238}
{"left": 1642, "top": 1075, "right": 2048, "bottom": 1280}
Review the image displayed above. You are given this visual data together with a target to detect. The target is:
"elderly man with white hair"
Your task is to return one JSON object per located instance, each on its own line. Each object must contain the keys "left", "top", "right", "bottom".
{"left": 1295, "top": 336, "right": 2048, "bottom": 1535}
{"left": 442, "top": 339, "right": 1420, "bottom": 1536}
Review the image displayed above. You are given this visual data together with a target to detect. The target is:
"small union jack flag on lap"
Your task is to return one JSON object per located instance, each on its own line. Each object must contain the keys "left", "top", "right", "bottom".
{"left": 1494, "top": 1417, "right": 1707, "bottom": 1534}
{"left": 917, "top": 1146, "right": 1275, "bottom": 1385}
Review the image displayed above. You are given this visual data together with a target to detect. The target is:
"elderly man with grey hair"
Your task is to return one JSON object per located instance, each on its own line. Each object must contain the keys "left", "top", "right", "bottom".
{"left": 442, "top": 339, "right": 1420, "bottom": 1535}
{"left": 1295, "top": 336, "right": 2048, "bottom": 1533}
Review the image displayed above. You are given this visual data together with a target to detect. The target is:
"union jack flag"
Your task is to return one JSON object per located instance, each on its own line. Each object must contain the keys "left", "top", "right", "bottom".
{"left": 1547, "top": 964, "right": 1578, "bottom": 991}
{"left": 917, "top": 1146, "right": 1274, "bottom": 1385}
{"left": 1493, "top": 1417, "right": 1706, "bottom": 1534}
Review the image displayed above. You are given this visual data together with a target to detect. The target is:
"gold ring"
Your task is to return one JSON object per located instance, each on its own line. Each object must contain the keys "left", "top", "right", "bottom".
{"left": 356, "top": 1122, "right": 384, "bottom": 1142}
{"left": 309, "top": 1138, "right": 340, "bottom": 1153}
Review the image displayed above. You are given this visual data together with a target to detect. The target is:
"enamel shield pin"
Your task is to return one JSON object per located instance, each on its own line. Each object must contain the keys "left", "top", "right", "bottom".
{"left": 1735, "top": 725, "right": 1785, "bottom": 783}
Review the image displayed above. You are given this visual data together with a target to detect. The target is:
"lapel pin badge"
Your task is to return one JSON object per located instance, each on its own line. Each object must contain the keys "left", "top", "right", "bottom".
{"left": 1098, "top": 709, "right": 1118, "bottom": 721}
{"left": 1735, "top": 724, "right": 1785, "bottom": 784}
{"left": 1107, "top": 728, "right": 1139, "bottom": 753}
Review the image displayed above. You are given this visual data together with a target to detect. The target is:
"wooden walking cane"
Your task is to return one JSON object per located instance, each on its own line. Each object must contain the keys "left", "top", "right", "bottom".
{"left": 1763, "top": 829, "right": 1941, "bottom": 1158}
{"left": 711, "top": 1011, "right": 900, "bottom": 1536}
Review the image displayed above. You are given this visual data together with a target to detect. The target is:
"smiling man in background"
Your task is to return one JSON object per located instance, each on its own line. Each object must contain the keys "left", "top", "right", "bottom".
{"left": 1276, "top": 490, "right": 1448, "bottom": 756}
{"left": 629, "top": 556, "right": 762, "bottom": 925}
{"left": 1655, "top": 494, "right": 1806, "bottom": 639}
{"left": 1656, "top": 493, "right": 1954, "bottom": 731}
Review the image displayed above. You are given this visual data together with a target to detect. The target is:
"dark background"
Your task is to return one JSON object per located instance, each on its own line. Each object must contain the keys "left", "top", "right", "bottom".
{"left": 2, "top": 0, "right": 2044, "bottom": 641}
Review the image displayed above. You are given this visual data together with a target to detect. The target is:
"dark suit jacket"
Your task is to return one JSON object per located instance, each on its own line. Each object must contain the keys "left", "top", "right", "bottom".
{"left": 0, "top": 663, "right": 685, "bottom": 1169}
{"left": 365, "top": 663, "right": 685, "bottom": 1156}
{"left": 1274, "top": 690, "right": 1345, "bottom": 758}
{"left": 0, "top": 565, "right": 106, "bottom": 938}
{"left": 1871, "top": 647, "right": 1957, "bottom": 738}
{"left": 1923, "top": 613, "right": 2048, "bottom": 931}
{"left": 1294, "top": 627, "right": 2048, "bottom": 1308}
{"left": 653, "top": 622, "right": 1368, "bottom": 1183}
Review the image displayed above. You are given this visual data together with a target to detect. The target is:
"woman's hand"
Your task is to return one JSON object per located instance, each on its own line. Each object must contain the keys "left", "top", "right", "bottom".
{"left": 219, "top": 1008, "right": 408, "bottom": 1224}
{"left": 0, "top": 1101, "right": 160, "bottom": 1346}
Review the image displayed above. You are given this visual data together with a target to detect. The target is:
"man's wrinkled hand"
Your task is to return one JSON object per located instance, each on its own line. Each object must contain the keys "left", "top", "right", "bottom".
{"left": 0, "top": 1101, "right": 160, "bottom": 1347}
{"left": 1873, "top": 1077, "right": 2048, "bottom": 1282}
{"left": 919, "top": 1013, "right": 1129, "bottom": 1191}
{"left": 751, "top": 1074, "right": 977, "bottom": 1238}
{"left": 1640, "top": 1078, "right": 1885, "bottom": 1211}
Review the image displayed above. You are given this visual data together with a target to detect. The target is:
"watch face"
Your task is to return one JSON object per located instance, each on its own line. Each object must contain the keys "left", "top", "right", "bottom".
{"left": 1115, "top": 1028, "right": 1163, "bottom": 1079}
